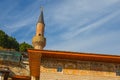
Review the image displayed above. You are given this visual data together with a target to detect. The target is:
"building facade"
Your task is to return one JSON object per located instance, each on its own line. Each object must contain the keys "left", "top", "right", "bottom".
{"left": 40, "top": 56, "right": 120, "bottom": 80}
{"left": 28, "top": 49, "right": 120, "bottom": 80}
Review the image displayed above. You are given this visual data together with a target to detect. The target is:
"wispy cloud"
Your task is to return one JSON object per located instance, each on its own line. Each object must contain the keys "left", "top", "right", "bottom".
{"left": 61, "top": 9, "right": 120, "bottom": 40}
{"left": 45, "top": 0, "right": 120, "bottom": 35}
{"left": 46, "top": 29, "right": 120, "bottom": 54}
{"left": 45, "top": 0, "right": 120, "bottom": 54}
{"left": 0, "top": 0, "right": 41, "bottom": 35}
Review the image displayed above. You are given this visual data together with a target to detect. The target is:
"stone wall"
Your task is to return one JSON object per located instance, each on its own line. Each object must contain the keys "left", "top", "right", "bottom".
{"left": 0, "top": 60, "right": 30, "bottom": 76}
{"left": 40, "top": 72, "right": 120, "bottom": 80}
{"left": 40, "top": 58, "right": 120, "bottom": 80}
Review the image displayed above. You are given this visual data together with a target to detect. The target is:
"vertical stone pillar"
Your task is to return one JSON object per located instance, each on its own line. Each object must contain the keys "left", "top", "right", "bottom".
{"left": 28, "top": 51, "right": 42, "bottom": 80}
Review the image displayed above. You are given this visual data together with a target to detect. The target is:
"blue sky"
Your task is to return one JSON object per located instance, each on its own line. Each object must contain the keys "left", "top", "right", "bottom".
{"left": 0, "top": 0, "right": 120, "bottom": 55}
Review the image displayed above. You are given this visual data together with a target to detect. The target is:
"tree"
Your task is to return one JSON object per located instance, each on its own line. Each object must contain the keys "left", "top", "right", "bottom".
{"left": 0, "top": 30, "right": 19, "bottom": 51}
{"left": 19, "top": 42, "right": 33, "bottom": 52}
{"left": 8, "top": 36, "right": 19, "bottom": 51}
{"left": 0, "top": 30, "right": 32, "bottom": 51}
{"left": 0, "top": 30, "right": 9, "bottom": 48}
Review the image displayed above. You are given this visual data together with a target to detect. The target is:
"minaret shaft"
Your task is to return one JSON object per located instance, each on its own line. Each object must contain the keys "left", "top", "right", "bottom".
{"left": 36, "top": 23, "right": 44, "bottom": 36}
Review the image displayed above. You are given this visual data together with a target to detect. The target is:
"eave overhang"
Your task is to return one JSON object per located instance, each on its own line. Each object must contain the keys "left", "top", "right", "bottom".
{"left": 28, "top": 49, "right": 120, "bottom": 63}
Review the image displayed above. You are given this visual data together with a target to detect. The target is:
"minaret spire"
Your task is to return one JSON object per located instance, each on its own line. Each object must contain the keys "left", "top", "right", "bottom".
{"left": 37, "top": 7, "right": 44, "bottom": 24}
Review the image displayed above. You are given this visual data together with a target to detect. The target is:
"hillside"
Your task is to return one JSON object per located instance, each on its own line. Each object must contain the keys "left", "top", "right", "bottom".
{"left": 0, "top": 29, "right": 33, "bottom": 51}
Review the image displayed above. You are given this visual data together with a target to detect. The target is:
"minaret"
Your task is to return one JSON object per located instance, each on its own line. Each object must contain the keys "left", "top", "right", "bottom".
{"left": 30, "top": 7, "right": 46, "bottom": 80}
{"left": 32, "top": 7, "right": 46, "bottom": 49}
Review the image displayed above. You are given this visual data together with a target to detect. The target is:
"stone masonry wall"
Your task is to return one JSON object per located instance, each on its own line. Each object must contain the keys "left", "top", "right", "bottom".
{"left": 40, "top": 58, "right": 120, "bottom": 80}
{"left": 0, "top": 60, "right": 30, "bottom": 76}
{"left": 40, "top": 72, "right": 120, "bottom": 80}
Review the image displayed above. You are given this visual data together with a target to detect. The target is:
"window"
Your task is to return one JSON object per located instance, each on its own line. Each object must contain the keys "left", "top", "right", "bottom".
{"left": 39, "top": 34, "right": 41, "bottom": 36}
{"left": 57, "top": 66, "right": 62, "bottom": 72}
{"left": 116, "top": 70, "right": 120, "bottom": 76}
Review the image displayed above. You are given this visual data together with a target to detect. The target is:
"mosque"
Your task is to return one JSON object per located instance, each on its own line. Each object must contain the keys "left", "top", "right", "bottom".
{"left": 27, "top": 8, "right": 120, "bottom": 80}
{"left": 0, "top": 8, "right": 120, "bottom": 80}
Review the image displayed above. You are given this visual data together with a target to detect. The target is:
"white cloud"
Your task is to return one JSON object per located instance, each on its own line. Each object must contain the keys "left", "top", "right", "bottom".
{"left": 45, "top": 0, "right": 120, "bottom": 34}
{"left": 61, "top": 9, "right": 120, "bottom": 40}
{"left": 46, "top": 30, "right": 120, "bottom": 54}
{"left": 47, "top": 0, "right": 120, "bottom": 22}
{"left": 0, "top": 0, "right": 41, "bottom": 34}
{"left": 45, "top": 0, "right": 120, "bottom": 54}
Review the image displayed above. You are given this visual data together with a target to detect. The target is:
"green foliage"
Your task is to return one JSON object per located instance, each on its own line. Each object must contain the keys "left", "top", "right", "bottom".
{"left": 19, "top": 42, "right": 33, "bottom": 52}
{"left": 0, "top": 30, "right": 19, "bottom": 51}
{"left": 0, "top": 30, "right": 32, "bottom": 51}
{"left": 0, "top": 30, "right": 8, "bottom": 47}
{"left": 7, "top": 36, "right": 19, "bottom": 51}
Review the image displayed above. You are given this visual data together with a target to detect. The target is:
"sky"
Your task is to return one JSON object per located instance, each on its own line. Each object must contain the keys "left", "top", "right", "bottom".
{"left": 0, "top": 0, "right": 120, "bottom": 55}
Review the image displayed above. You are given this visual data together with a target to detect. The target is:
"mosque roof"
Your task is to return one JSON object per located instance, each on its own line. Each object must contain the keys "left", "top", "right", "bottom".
{"left": 28, "top": 49, "right": 120, "bottom": 63}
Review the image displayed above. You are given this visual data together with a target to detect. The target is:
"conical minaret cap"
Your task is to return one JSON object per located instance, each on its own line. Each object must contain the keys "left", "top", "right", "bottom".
{"left": 37, "top": 7, "right": 44, "bottom": 24}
